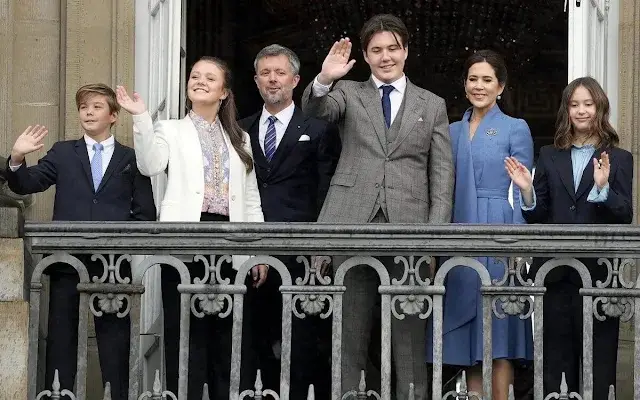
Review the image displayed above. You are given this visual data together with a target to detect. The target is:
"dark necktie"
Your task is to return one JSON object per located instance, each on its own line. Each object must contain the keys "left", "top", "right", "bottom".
{"left": 265, "top": 115, "right": 277, "bottom": 162}
{"left": 381, "top": 84, "right": 394, "bottom": 128}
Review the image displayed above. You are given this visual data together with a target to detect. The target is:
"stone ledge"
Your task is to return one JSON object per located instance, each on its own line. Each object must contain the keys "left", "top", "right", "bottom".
{"left": 0, "top": 301, "right": 28, "bottom": 400}
{"left": 0, "top": 238, "right": 25, "bottom": 301}
{"left": 0, "top": 207, "right": 23, "bottom": 238}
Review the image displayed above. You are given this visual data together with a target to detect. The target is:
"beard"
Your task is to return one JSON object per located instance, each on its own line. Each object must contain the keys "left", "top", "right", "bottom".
{"left": 261, "top": 87, "right": 291, "bottom": 105}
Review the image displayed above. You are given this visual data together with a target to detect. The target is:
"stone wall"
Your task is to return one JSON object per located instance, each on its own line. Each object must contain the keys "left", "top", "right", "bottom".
{"left": 616, "top": 0, "right": 640, "bottom": 398}
{"left": 0, "top": 208, "right": 28, "bottom": 399}
{"left": 0, "top": 0, "right": 134, "bottom": 222}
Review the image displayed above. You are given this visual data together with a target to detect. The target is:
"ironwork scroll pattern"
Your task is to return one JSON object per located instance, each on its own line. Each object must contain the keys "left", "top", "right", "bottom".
{"left": 190, "top": 255, "right": 233, "bottom": 318}
{"left": 492, "top": 257, "right": 534, "bottom": 320}
{"left": 593, "top": 258, "right": 635, "bottom": 322}
{"left": 89, "top": 254, "right": 132, "bottom": 318}
{"left": 391, "top": 255, "right": 433, "bottom": 320}
{"left": 293, "top": 256, "right": 334, "bottom": 319}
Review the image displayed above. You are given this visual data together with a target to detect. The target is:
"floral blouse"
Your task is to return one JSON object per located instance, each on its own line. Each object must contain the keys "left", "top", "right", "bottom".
{"left": 189, "top": 110, "right": 230, "bottom": 215}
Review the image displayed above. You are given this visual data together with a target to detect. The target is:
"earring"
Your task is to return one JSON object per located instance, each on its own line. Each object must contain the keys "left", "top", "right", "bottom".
{"left": 497, "top": 95, "right": 502, "bottom": 100}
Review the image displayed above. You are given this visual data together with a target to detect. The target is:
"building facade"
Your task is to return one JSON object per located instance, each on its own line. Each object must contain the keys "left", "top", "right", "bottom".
{"left": 0, "top": 0, "right": 639, "bottom": 398}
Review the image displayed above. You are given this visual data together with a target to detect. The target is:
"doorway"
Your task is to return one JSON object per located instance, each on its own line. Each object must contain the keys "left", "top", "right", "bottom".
{"left": 185, "top": 0, "right": 568, "bottom": 154}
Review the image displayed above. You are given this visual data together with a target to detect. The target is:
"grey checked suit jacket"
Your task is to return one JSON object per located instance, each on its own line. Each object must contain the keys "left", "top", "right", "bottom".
{"left": 302, "top": 77, "right": 454, "bottom": 224}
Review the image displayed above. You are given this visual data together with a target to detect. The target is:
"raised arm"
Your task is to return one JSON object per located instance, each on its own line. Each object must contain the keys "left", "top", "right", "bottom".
{"left": 509, "top": 119, "right": 534, "bottom": 224}
{"left": 6, "top": 126, "right": 57, "bottom": 195}
{"left": 301, "top": 38, "right": 355, "bottom": 123}
{"left": 598, "top": 150, "right": 633, "bottom": 223}
{"left": 116, "top": 86, "right": 170, "bottom": 177}
{"left": 506, "top": 148, "right": 550, "bottom": 224}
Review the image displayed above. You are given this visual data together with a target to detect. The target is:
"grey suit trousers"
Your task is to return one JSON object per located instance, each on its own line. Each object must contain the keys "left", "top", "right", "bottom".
{"left": 336, "top": 211, "right": 429, "bottom": 400}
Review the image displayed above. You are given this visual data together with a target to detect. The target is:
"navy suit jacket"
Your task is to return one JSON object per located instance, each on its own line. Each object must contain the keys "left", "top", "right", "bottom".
{"left": 6, "top": 138, "right": 156, "bottom": 222}
{"left": 239, "top": 107, "right": 341, "bottom": 222}
{"left": 524, "top": 145, "right": 633, "bottom": 283}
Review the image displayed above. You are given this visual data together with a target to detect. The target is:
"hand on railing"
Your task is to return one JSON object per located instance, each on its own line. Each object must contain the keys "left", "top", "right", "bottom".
{"left": 311, "top": 255, "right": 332, "bottom": 276}
{"left": 251, "top": 264, "right": 269, "bottom": 288}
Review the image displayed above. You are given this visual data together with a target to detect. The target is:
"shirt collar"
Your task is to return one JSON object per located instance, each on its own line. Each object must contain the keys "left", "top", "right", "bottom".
{"left": 572, "top": 143, "right": 596, "bottom": 150}
{"left": 371, "top": 74, "right": 407, "bottom": 95}
{"left": 189, "top": 110, "right": 220, "bottom": 129}
{"left": 259, "top": 101, "right": 296, "bottom": 127}
{"left": 84, "top": 134, "right": 114, "bottom": 149}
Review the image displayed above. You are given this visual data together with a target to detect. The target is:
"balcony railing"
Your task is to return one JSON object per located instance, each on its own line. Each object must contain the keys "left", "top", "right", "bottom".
{"left": 23, "top": 222, "right": 640, "bottom": 400}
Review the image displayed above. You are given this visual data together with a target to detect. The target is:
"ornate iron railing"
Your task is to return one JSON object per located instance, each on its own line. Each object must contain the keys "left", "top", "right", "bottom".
{"left": 24, "top": 222, "right": 640, "bottom": 400}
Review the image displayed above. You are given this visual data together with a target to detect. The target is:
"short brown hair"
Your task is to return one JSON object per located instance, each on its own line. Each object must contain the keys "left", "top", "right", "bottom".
{"left": 75, "top": 83, "right": 120, "bottom": 115}
{"left": 554, "top": 77, "right": 619, "bottom": 150}
{"left": 360, "top": 14, "right": 409, "bottom": 52}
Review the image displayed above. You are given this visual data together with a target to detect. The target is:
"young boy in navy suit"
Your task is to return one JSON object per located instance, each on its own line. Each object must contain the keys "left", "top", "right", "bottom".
{"left": 7, "top": 83, "right": 156, "bottom": 400}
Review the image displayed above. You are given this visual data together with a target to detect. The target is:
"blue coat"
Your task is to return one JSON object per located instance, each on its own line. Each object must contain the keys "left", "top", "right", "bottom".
{"left": 427, "top": 105, "right": 534, "bottom": 366}
{"left": 445, "top": 104, "right": 533, "bottom": 331}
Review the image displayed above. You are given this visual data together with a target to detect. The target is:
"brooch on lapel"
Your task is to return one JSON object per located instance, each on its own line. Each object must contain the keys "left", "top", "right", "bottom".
{"left": 486, "top": 128, "right": 498, "bottom": 136}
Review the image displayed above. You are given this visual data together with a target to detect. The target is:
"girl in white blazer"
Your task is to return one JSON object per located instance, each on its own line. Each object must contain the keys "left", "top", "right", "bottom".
{"left": 116, "top": 56, "right": 264, "bottom": 399}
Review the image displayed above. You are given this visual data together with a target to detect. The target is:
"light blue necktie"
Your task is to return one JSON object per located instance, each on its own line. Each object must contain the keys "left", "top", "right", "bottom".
{"left": 381, "top": 84, "right": 394, "bottom": 128}
{"left": 91, "top": 143, "right": 104, "bottom": 191}
{"left": 264, "top": 115, "right": 277, "bottom": 162}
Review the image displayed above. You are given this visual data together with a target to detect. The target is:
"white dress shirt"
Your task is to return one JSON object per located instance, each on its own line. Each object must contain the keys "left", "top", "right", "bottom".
{"left": 84, "top": 134, "right": 115, "bottom": 176}
{"left": 258, "top": 101, "right": 296, "bottom": 154}
{"left": 312, "top": 74, "right": 407, "bottom": 125}
{"left": 9, "top": 134, "right": 115, "bottom": 175}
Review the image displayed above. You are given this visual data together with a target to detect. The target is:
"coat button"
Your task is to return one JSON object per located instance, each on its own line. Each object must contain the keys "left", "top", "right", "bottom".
{"left": 569, "top": 205, "right": 576, "bottom": 211}
{"left": 267, "top": 168, "right": 271, "bottom": 173}
{"left": 385, "top": 157, "right": 390, "bottom": 161}
{"left": 231, "top": 195, "right": 236, "bottom": 201}
{"left": 375, "top": 183, "right": 380, "bottom": 188}
{"left": 263, "top": 183, "right": 268, "bottom": 188}
{"left": 93, "top": 199, "right": 98, "bottom": 204}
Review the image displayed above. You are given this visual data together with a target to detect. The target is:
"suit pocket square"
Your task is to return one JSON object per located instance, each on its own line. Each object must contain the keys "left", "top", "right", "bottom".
{"left": 298, "top": 135, "right": 311, "bottom": 142}
{"left": 119, "top": 164, "right": 132, "bottom": 174}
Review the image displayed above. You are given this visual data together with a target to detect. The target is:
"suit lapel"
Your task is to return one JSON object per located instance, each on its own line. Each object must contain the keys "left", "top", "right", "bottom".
{"left": 96, "top": 141, "right": 126, "bottom": 193}
{"left": 245, "top": 112, "right": 268, "bottom": 171}
{"left": 74, "top": 138, "right": 93, "bottom": 190}
{"left": 388, "top": 80, "right": 421, "bottom": 155}
{"left": 575, "top": 146, "right": 607, "bottom": 200}
{"left": 269, "top": 107, "right": 307, "bottom": 172}
{"left": 552, "top": 149, "right": 577, "bottom": 200}
{"left": 358, "top": 79, "right": 387, "bottom": 151}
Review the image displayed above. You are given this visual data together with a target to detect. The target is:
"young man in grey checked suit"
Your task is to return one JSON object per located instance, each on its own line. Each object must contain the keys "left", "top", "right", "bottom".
{"left": 302, "top": 13, "right": 454, "bottom": 400}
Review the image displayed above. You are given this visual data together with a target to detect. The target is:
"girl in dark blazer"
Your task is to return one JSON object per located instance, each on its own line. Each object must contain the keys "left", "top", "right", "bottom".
{"left": 505, "top": 76, "right": 633, "bottom": 399}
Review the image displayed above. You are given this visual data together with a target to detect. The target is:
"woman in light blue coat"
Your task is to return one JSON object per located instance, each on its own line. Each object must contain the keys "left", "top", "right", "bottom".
{"left": 426, "top": 50, "right": 534, "bottom": 400}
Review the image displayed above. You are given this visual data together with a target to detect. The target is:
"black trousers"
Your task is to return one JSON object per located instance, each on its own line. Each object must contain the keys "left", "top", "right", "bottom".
{"left": 162, "top": 213, "right": 255, "bottom": 400}
{"left": 543, "top": 280, "right": 619, "bottom": 399}
{"left": 45, "top": 257, "right": 131, "bottom": 400}
{"left": 250, "top": 255, "right": 332, "bottom": 400}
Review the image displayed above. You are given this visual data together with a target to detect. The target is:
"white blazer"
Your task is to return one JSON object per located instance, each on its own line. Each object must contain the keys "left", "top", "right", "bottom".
{"left": 132, "top": 111, "right": 264, "bottom": 269}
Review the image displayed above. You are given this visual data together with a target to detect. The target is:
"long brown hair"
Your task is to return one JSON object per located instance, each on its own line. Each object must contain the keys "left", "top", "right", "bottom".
{"left": 188, "top": 56, "right": 253, "bottom": 171}
{"left": 554, "top": 76, "right": 619, "bottom": 150}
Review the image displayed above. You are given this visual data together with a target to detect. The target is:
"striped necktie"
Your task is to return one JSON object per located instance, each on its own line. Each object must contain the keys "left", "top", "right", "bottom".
{"left": 264, "top": 115, "right": 277, "bottom": 162}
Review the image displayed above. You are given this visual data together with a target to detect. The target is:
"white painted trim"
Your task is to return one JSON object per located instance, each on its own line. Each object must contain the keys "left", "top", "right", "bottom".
{"left": 606, "top": 0, "right": 619, "bottom": 130}
{"left": 134, "top": 0, "right": 150, "bottom": 104}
